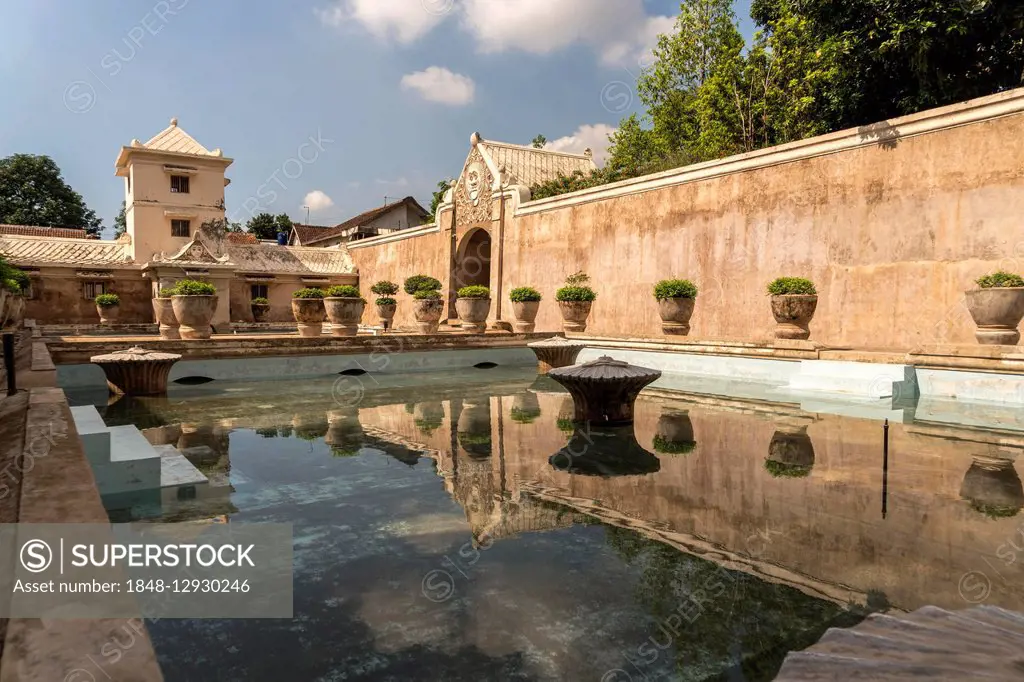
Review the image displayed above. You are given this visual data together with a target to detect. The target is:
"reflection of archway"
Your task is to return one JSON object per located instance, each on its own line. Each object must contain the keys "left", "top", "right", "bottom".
{"left": 452, "top": 228, "right": 491, "bottom": 321}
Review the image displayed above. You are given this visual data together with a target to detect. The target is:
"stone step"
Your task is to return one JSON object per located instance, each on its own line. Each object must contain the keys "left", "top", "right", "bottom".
{"left": 776, "top": 606, "right": 1024, "bottom": 681}
{"left": 69, "top": 404, "right": 112, "bottom": 465}
{"left": 153, "top": 444, "right": 209, "bottom": 489}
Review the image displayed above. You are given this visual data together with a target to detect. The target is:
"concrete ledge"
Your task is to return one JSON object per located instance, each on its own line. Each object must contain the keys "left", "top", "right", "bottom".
{"left": 0, "top": 388, "right": 163, "bottom": 682}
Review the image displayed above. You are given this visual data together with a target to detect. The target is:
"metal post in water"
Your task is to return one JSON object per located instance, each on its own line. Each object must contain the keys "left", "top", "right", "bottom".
{"left": 3, "top": 333, "right": 15, "bottom": 396}
{"left": 882, "top": 418, "right": 890, "bottom": 519}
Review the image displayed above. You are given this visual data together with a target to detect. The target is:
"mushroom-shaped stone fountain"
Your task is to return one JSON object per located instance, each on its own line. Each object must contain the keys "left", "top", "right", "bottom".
{"left": 90, "top": 346, "right": 182, "bottom": 396}
{"left": 550, "top": 426, "right": 661, "bottom": 477}
{"left": 547, "top": 356, "right": 661, "bottom": 426}
{"left": 527, "top": 336, "right": 587, "bottom": 374}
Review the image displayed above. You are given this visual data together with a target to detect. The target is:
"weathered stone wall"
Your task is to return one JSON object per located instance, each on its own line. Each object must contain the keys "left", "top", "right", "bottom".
{"left": 23, "top": 268, "right": 153, "bottom": 324}
{"left": 349, "top": 89, "right": 1024, "bottom": 349}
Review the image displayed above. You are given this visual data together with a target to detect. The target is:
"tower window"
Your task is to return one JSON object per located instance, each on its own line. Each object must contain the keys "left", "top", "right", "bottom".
{"left": 170, "top": 175, "right": 190, "bottom": 193}
{"left": 171, "top": 219, "right": 191, "bottom": 237}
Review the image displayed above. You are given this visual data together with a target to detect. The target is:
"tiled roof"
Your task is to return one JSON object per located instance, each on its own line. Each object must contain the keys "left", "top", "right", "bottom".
{"left": 291, "top": 223, "right": 334, "bottom": 245}
{"left": 225, "top": 232, "right": 259, "bottom": 244}
{"left": 479, "top": 139, "right": 597, "bottom": 187}
{"left": 302, "top": 197, "right": 430, "bottom": 246}
{"left": 226, "top": 243, "right": 355, "bottom": 275}
{"left": 143, "top": 119, "right": 218, "bottom": 157}
{"left": 0, "top": 224, "right": 91, "bottom": 239}
{"left": 0, "top": 235, "right": 132, "bottom": 267}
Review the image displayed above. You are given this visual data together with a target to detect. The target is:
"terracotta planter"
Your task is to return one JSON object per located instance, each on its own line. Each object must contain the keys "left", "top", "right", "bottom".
{"left": 653, "top": 412, "right": 696, "bottom": 455}
{"left": 291, "top": 298, "right": 327, "bottom": 338}
{"left": 658, "top": 297, "right": 695, "bottom": 336}
{"left": 171, "top": 295, "right": 217, "bottom": 340}
{"left": 324, "top": 297, "right": 365, "bottom": 337}
{"left": 376, "top": 302, "right": 397, "bottom": 330}
{"left": 557, "top": 300, "right": 592, "bottom": 333}
{"left": 7, "top": 296, "right": 24, "bottom": 328}
{"left": 960, "top": 456, "right": 1024, "bottom": 517}
{"left": 455, "top": 297, "right": 491, "bottom": 334}
{"left": 770, "top": 294, "right": 818, "bottom": 340}
{"left": 152, "top": 298, "right": 180, "bottom": 339}
{"left": 765, "top": 429, "right": 815, "bottom": 478}
{"left": 413, "top": 298, "right": 444, "bottom": 334}
{"left": 251, "top": 303, "right": 270, "bottom": 323}
{"left": 512, "top": 300, "right": 540, "bottom": 333}
{"left": 96, "top": 303, "right": 120, "bottom": 324}
{"left": 965, "top": 288, "right": 1024, "bottom": 345}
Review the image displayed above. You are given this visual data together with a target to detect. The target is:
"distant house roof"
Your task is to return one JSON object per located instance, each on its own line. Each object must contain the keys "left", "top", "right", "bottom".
{"left": 0, "top": 224, "right": 92, "bottom": 239}
{"left": 301, "top": 197, "right": 430, "bottom": 246}
{"left": 0, "top": 234, "right": 132, "bottom": 267}
{"left": 225, "top": 232, "right": 259, "bottom": 245}
{"left": 289, "top": 223, "right": 335, "bottom": 246}
{"left": 475, "top": 136, "right": 597, "bottom": 187}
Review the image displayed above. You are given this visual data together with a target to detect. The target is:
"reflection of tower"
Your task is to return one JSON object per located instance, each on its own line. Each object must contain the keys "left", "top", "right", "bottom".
{"left": 960, "top": 455, "right": 1024, "bottom": 519}
{"left": 449, "top": 397, "right": 500, "bottom": 538}
{"left": 326, "top": 408, "right": 364, "bottom": 457}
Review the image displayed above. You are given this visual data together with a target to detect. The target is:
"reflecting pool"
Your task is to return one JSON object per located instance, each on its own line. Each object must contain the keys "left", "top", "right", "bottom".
{"left": 66, "top": 365, "right": 1024, "bottom": 681}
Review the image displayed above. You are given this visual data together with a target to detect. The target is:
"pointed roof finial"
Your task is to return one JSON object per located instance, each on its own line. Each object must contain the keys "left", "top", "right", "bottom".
{"left": 170, "top": 117, "right": 178, "bottom": 127}
{"left": 470, "top": 132, "right": 482, "bottom": 147}
{"left": 584, "top": 148, "right": 593, "bottom": 157}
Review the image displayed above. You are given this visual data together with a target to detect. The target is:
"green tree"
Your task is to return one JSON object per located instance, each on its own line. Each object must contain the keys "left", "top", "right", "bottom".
{"left": 274, "top": 213, "right": 294, "bottom": 236}
{"left": 0, "top": 154, "right": 103, "bottom": 235}
{"left": 531, "top": 134, "right": 547, "bottom": 148}
{"left": 245, "top": 212, "right": 279, "bottom": 241}
{"left": 427, "top": 179, "right": 452, "bottom": 222}
{"left": 113, "top": 200, "right": 127, "bottom": 238}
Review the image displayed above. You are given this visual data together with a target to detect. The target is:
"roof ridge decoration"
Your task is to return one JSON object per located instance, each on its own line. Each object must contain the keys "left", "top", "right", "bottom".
{"left": 461, "top": 131, "right": 597, "bottom": 195}
{"left": 141, "top": 117, "right": 223, "bottom": 158}
{"left": 155, "top": 233, "right": 231, "bottom": 265}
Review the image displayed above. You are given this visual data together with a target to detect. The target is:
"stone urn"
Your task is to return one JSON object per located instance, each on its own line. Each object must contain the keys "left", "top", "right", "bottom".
{"left": 413, "top": 402, "right": 445, "bottom": 436}
{"left": 765, "top": 428, "right": 816, "bottom": 478}
{"left": 456, "top": 401, "right": 492, "bottom": 459}
{"left": 558, "top": 301, "right": 592, "bottom": 334}
{"left": 172, "top": 294, "right": 217, "bottom": 340}
{"left": 1, "top": 291, "right": 24, "bottom": 329}
{"left": 455, "top": 297, "right": 491, "bottom": 334}
{"left": 413, "top": 298, "right": 444, "bottom": 334}
{"left": 96, "top": 303, "right": 120, "bottom": 324}
{"left": 251, "top": 302, "right": 270, "bottom": 323}
{"left": 548, "top": 356, "right": 661, "bottom": 426}
{"left": 324, "top": 297, "right": 365, "bottom": 337}
{"left": 510, "top": 392, "right": 542, "bottom": 424}
{"left": 9, "top": 296, "right": 25, "bottom": 328}
{"left": 658, "top": 298, "right": 695, "bottom": 336}
{"left": 653, "top": 411, "right": 696, "bottom": 455}
{"left": 326, "top": 408, "right": 364, "bottom": 457}
{"left": 960, "top": 456, "right": 1024, "bottom": 518}
{"left": 512, "top": 301, "right": 540, "bottom": 333}
{"left": 292, "top": 298, "right": 327, "bottom": 338}
{"left": 965, "top": 288, "right": 1024, "bottom": 345}
{"left": 376, "top": 302, "right": 397, "bottom": 330}
{"left": 152, "top": 298, "right": 180, "bottom": 340}
{"left": 770, "top": 295, "right": 818, "bottom": 340}
{"left": 89, "top": 346, "right": 182, "bottom": 396}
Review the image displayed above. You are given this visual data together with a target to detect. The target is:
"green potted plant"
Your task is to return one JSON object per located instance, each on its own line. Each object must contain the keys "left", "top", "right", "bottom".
{"left": 94, "top": 292, "right": 121, "bottom": 324}
{"left": 509, "top": 286, "right": 541, "bottom": 333}
{"left": 171, "top": 279, "right": 218, "bottom": 340}
{"left": 153, "top": 285, "right": 180, "bottom": 339}
{"left": 324, "top": 285, "right": 366, "bottom": 337}
{"left": 510, "top": 392, "right": 541, "bottom": 424}
{"left": 767, "top": 277, "right": 817, "bottom": 340}
{"left": 405, "top": 275, "right": 444, "bottom": 334}
{"left": 966, "top": 271, "right": 1024, "bottom": 345}
{"left": 455, "top": 285, "right": 490, "bottom": 333}
{"left": 370, "top": 280, "right": 400, "bottom": 330}
{"left": 654, "top": 279, "right": 698, "bottom": 336}
{"left": 555, "top": 271, "right": 597, "bottom": 333}
{"left": 960, "top": 456, "right": 1024, "bottom": 519}
{"left": 250, "top": 296, "right": 270, "bottom": 323}
{"left": 291, "top": 287, "right": 327, "bottom": 338}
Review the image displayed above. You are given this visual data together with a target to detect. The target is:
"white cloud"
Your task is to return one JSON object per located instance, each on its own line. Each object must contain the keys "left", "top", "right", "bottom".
{"left": 546, "top": 123, "right": 617, "bottom": 166}
{"left": 303, "top": 190, "right": 335, "bottom": 211}
{"left": 375, "top": 177, "right": 410, "bottom": 187}
{"left": 321, "top": 0, "right": 673, "bottom": 68}
{"left": 316, "top": 0, "right": 448, "bottom": 44}
{"left": 400, "top": 66, "right": 475, "bottom": 105}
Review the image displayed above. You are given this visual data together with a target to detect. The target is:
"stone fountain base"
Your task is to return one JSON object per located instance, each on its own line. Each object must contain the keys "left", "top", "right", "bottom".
{"left": 90, "top": 346, "right": 182, "bottom": 396}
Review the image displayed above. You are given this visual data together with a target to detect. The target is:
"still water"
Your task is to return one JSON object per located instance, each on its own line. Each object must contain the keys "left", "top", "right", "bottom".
{"left": 68, "top": 365, "right": 1024, "bottom": 681}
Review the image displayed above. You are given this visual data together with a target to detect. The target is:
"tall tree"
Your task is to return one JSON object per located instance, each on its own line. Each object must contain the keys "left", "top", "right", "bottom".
{"left": 0, "top": 154, "right": 103, "bottom": 235}
{"left": 531, "top": 134, "right": 547, "bottom": 149}
{"left": 113, "top": 200, "right": 127, "bottom": 238}
{"left": 274, "top": 213, "right": 294, "bottom": 236}
{"left": 245, "top": 212, "right": 279, "bottom": 241}
{"left": 428, "top": 179, "right": 452, "bottom": 222}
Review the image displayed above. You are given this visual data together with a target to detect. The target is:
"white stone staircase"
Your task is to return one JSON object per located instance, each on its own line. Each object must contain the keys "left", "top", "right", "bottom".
{"left": 70, "top": 405, "right": 208, "bottom": 496}
{"left": 776, "top": 605, "right": 1024, "bottom": 680}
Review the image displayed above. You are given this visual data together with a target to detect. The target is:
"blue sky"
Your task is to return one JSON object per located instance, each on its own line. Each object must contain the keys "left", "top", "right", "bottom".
{"left": 0, "top": 0, "right": 754, "bottom": 236}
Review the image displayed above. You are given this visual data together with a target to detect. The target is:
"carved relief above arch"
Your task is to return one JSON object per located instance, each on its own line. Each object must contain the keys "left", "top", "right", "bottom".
{"left": 455, "top": 147, "right": 494, "bottom": 228}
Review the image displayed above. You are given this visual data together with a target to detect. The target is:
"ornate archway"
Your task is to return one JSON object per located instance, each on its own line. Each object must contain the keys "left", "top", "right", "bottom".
{"left": 451, "top": 227, "right": 492, "bottom": 322}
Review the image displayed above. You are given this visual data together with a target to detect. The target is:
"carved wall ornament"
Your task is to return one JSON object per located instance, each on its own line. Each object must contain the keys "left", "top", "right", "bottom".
{"left": 456, "top": 148, "right": 494, "bottom": 227}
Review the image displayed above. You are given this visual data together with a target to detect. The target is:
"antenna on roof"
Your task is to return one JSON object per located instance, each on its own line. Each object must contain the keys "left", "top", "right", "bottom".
{"left": 384, "top": 195, "right": 392, "bottom": 206}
